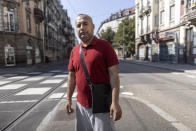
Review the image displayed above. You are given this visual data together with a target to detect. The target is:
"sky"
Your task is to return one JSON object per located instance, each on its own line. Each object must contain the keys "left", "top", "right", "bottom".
{"left": 61, "top": 0, "right": 135, "bottom": 39}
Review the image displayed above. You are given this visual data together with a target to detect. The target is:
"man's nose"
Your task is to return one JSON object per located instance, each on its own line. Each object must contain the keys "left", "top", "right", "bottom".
{"left": 80, "top": 24, "right": 85, "bottom": 29}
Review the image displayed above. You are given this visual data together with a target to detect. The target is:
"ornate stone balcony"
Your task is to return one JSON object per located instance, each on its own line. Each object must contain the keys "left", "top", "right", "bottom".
{"left": 34, "top": 8, "right": 44, "bottom": 23}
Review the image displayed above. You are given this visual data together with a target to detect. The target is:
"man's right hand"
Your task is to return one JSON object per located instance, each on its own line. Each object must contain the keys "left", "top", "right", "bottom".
{"left": 66, "top": 100, "right": 74, "bottom": 115}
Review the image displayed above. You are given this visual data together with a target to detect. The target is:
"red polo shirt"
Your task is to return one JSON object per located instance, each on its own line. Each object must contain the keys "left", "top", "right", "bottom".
{"left": 68, "top": 36, "right": 119, "bottom": 108}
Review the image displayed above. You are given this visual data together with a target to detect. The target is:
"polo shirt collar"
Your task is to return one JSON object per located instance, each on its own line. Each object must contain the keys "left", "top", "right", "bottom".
{"left": 80, "top": 36, "right": 98, "bottom": 47}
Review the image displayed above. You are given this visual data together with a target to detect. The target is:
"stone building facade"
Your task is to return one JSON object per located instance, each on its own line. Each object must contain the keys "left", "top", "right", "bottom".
{"left": 135, "top": 0, "right": 196, "bottom": 65}
{"left": 0, "top": 0, "right": 75, "bottom": 66}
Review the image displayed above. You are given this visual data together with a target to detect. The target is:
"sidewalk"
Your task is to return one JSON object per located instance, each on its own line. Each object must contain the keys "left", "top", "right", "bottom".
{"left": 121, "top": 59, "right": 196, "bottom": 73}
{"left": 0, "top": 60, "right": 68, "bottom": 74}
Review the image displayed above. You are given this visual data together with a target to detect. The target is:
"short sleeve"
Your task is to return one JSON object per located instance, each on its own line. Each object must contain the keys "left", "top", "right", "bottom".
{"left": 68, "top": 49, "right": 75, "bottom": 72}
{"left": 104, "top": 42, "right": 119, "bottom": 68}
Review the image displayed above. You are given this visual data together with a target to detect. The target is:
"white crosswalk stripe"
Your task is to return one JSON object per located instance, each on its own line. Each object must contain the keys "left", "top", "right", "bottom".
{"left": 40, "top": 79, "right": 64, "bottom": 84}
{"left": 50, "top": 70, "right": 62, "bottom": 73}
{"left": 53, "top": 74, "right": 68, "bottom": 78}
{"left": 186, "top": 75, "right": 195, "bottom": 78}
{"left": 0, "top": 100, "right": 37, "bottom": 104}
{"left": 0, "top": 84, "right": 27, "bottom": 90}
{"left": 49, "top": 93, "right": 65, "bottom": 99}
{"left": 60, "top": 82, "right": 67, "bottom": 88}
{"left": 15, "top": 87, "right": 51, "bottom": 95}
{"left": 22, "top": 76, "right": 45, "bottom": 82}
{"left": 0, "top": 81, "right": 12, "bottom": 86}
{"left": 121, "top": 92, "right": 134, "bottom": 96}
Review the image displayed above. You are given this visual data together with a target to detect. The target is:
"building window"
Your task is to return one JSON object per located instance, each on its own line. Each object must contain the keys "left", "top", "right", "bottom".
{"left": 4, "top": 9, "right": 15, "bottom": 32}
{"left": 36, "top": 24, "right": 40, "bottom": 38}
{"left": 26, "top": 0, "right": 30, "bottom": 6}
{"left": 155, "top": 15, "right": 159, "bottom": 26}
{"left": 170, "top": 5, "right": 175, "bottom": 21}
{"left": 34, "top": 0, "right": 38, "bottom": 8}
{"left": 26, "top": 13, "right": 31, "bottom": 33}
{"left": 160, "top": 10, "right": 164, "bottom": 25}
{"left": 141, "top": 19, "right": 143, "bottom": 34}
{"left": 147, "top": 15, "right": 150, "bottom": 33}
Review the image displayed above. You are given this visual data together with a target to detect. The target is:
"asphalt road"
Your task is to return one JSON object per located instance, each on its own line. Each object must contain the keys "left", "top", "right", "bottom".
{"left": 0, "top": 61, "right": 195, "bottom": 131}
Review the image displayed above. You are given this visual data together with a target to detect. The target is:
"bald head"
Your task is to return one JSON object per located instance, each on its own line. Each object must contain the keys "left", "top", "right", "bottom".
{"left": 75, "top": 14, "right": 93, "bottom": 25}
{"left": 75, "top": 14, "right": 95, "bottom": 44}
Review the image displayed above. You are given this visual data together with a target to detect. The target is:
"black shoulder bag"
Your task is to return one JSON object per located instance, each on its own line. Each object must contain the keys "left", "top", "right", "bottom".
{"left": 79, "top": 45, "right": 112, "bottom": 113}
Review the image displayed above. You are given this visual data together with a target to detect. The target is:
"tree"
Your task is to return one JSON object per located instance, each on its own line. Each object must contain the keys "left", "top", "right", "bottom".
{"left": 114, "top": 17, "right": 135, "bottom": 57}
{"left": 98, "top": 27, "right": 115, "bottom": 45}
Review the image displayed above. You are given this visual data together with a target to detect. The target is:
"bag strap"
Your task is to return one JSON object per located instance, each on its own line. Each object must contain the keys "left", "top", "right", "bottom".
{"left": 79, "top": 45, "right": 92, "bottom": 85}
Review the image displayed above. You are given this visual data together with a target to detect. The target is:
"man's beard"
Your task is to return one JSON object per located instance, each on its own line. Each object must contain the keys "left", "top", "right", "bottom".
{"left": 79, "top": 33, "right": 93, "bottom": 43}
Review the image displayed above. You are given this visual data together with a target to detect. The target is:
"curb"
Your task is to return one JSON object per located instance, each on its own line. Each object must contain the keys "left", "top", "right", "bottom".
{"left": 119, "top": 60, "right": 185, "bottom": 72}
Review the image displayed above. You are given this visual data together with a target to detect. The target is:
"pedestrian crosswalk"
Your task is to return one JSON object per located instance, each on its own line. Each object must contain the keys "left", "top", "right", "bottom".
{"left": 0, "top": 70, "right": 68, "bottom": 105}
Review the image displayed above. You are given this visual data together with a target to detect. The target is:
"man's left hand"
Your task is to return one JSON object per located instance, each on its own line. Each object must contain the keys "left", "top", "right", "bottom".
{"left": 110, "top": 103, "right": 122, "bottom": 121}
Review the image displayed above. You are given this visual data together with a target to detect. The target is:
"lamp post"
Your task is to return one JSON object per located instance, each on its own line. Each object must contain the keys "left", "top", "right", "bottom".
{"left": 122, "top": 23, "right": 125, "bottom": 60}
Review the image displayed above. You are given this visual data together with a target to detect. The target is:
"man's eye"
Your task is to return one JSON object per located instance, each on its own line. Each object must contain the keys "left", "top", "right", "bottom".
{"left": 77, "top": 24, "right": 81, "bottom": 28}
{"left": 84, "top": 23, "right": 88, "bottom": 26}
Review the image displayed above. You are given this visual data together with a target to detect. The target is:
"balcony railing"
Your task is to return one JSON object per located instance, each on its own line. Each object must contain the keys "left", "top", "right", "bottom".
{"left": 144, "top": 5, "right": 151, "bottom": 15}
{"left": 186, "top": 6, "right": 196, "bottom": 25}
{"left": 4, "top": 22, "right": 16, "bottom": 32}
{"left": 34, "top": 8, "right": 44, "bottom": 23}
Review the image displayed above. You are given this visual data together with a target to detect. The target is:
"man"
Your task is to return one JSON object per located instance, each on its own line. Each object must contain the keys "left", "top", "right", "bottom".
{"left": 66, "top": 14, "right": 122, "bottom": 131}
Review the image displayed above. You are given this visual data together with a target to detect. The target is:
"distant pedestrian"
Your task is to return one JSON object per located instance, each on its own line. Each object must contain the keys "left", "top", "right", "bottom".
{"left": 66, "top": 14, "right": 122, "bottom": 131}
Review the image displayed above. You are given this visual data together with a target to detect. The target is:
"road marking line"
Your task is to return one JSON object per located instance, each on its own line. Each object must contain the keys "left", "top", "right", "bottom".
{"left": 0, "top": 81, "right": 12, "bottom": 86}
{"left": 0, "top": 84, "right": 27, "bottom": 90}
{"left": 60, "top": 82, "right": 67, "bottom": 88}
{"left": 16, "top": 87, "right": 51, "bottom": 95}
{"left": 120, "top": 85, "right": 124, "bottom": 89}
{"left": 40, "top": 79, "right": 64, "bottom": 84}
{"left": 22, "top": 76, "right": 45, "bottom": 81}
{"left": 50, "top": 70, "right": 62, "bottom": 73}
{"left": 0, "top": 100, "right": 37, "bottom": 104}
{"left": 171, "top": 72, "right": 183, "bottom": 75}
{"left": 126, "top": 96, "right": 192, "bottom": 131}
{"left": 121, "top": 92, "right": 134, "bottom": 96}
{"left": 186, "top": 75, "right": 195, "bottom": 78}
{"left": 7, "top": 76, "right": 28, "bottom": 80}
{"left": 49, "top": 93, "right": 65, "bottom": 99}
{"left": 53, "top": 74, "right": 68, "bottom": 78}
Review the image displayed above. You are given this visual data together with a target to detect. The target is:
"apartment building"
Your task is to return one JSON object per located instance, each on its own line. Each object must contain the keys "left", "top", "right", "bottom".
{"left": 0, "top": 0, "right": 75, "bottom": 66}
{"left": 97, "top": 7, "right": 135, "bottom": 57}
{"left": 182, "top": 0, "right": 196, "bottom": 64}
{"left": 43, "top": 0, "right": 74, "bottom": 62}
{"left": 97, "top": 7, "right": 135, "bottom": 34}
{"left": 135, "top": 0, "right": 190, "bottom": 64}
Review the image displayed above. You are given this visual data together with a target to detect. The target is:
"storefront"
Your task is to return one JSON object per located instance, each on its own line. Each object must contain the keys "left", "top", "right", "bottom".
{"left": 139, "top": 44, "right": 145, "bottom": 60}
{"left": 158, "top": 31, "right": 179, "bottom": 63}
{"left": 4, "top": 44, "right": 15, "bottom": 66}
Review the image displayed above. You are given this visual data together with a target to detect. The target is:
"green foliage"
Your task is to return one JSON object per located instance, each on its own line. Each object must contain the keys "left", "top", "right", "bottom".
{"left": 98, "top": 27, "right": 115, "bottom": 45}
{"left": 114, "top": 17, "right": 135, "bottom": 56}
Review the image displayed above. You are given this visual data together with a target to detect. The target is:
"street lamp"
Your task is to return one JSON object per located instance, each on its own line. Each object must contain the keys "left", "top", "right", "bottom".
{"left": 122, "top": 23, "right": 126, "bottom": 60}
